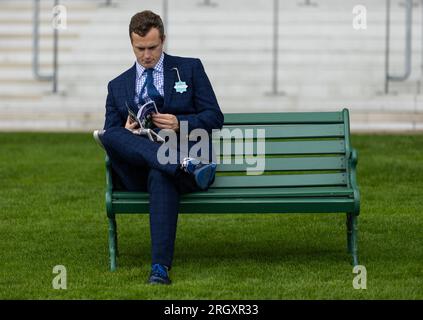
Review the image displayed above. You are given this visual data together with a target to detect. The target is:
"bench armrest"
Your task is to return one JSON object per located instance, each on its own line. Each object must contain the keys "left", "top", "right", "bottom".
{"left": 105, "top": 155, "right": 113, "bottom": 191}
{"left": 105, "top": 155, "right": 114, "bottom": 217}
{"left": 348, "top": 148, "right": 360, "bottom": 215}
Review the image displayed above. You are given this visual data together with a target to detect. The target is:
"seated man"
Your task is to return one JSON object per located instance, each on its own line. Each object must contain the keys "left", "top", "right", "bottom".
{"left": 94, "top": 10, "right": 223, "bottom": 284}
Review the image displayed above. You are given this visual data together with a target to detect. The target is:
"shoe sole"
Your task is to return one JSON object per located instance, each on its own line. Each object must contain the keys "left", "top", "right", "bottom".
{"left": 93, "top": 130, "right": 105, "bottom": 150}
{"left": 148, "top": 276, "right": 171, "bottom": 285}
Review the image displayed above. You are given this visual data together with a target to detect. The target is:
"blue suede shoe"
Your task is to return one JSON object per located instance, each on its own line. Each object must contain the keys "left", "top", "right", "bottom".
{"left": 182, "top": 157, "right": 217, "bottom": 190}
{"left": 148, "top": 264, "right": 171, "bottom": 285}
{"left": 194, "top": 162, "right": 217, "bottom": 190}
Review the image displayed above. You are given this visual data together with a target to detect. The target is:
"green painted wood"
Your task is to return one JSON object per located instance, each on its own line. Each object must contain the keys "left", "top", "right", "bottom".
{"left": 215, "top": 124, "right": 345, "bottom": 138}
{"left": 107, "top": 217, "right": 117, "bottom": 271}
{"left": 113, "top": 187, "right": 354, "bottom": 200}
{"left": 179, "top": 197, "right": 355, "bottom": 214}
{"left": 349, "top": 149, "right": 360, "bottom": 215}
{"left": 111, "top": 197, "right": 356, "bottom": 214}
{"left": 190, "top": 186, "right": 353, "bottom": 198}
{"left": 217, "top": 140, "right": 346, "bottom": 156}
{"left": 210, "top": 172, "right": 347, "bottom": 188}
{"left": 104, "top": 109, "right": 360, "bottom": 269}
{"left": 223, "top": 112, "right": 344, "bottom": 125}
{"left": 347, "top": 213, "right": 359, "bottom": 266}
{"left": 216, "top": 156, "right": 346, "bottom": 172}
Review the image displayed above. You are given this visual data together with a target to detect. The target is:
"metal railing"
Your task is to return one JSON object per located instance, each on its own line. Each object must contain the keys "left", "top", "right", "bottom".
{"left": 385, "top": 0, "right": 413, "bottom": 94}
{"left": 298, "top": 0, "right": 318, "bottom": 7}
{"left": 421, "top": 0, "right": 423, "bottom": 94}
{"left": 163, "top": 0, "right": 168, "bottom": 52}
{"left": 33, "top": 0, "right": 59, "bottom": 93}
{"left": 99, "top": 0, "right": 115, "bottom": 7}
{"left": 269, "top": 0, "right": 283, "bottom": 95}
{"left": 198, "top": 0, "right": 217, "bottom": 7}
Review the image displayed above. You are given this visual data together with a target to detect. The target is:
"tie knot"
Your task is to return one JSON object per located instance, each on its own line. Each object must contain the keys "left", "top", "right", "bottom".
{"left": 146, "top": 68, "right": 154, "bottom": 76}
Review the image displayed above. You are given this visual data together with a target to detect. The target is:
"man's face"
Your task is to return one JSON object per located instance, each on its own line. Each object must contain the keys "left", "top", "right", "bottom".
{"left": 131, "top": 28, "right": 165, "bottom": 69}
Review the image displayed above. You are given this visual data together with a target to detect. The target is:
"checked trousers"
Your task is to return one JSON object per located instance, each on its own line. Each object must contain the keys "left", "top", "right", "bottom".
{"left": 101, "top": 126, "right": 199, "bottom": 268}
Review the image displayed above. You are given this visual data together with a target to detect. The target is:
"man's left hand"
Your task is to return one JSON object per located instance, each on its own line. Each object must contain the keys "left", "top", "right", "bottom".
{"left": 152, "top": 112, "right": 179, "bottom": 131}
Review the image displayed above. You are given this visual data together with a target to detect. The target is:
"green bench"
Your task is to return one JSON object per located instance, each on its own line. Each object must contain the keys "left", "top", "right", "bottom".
{"left": 104, "top": 108, "right": 360, "bottom": 271}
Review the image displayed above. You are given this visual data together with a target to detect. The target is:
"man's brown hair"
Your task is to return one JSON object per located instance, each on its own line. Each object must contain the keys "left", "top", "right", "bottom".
{"left": 129, "top": 10, "right": 165, "bottom": 41}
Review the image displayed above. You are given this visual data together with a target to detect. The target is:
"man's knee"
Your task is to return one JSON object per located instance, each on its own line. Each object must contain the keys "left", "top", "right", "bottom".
{"left": 102, "top": 127, "right": 128, "bottom": 147}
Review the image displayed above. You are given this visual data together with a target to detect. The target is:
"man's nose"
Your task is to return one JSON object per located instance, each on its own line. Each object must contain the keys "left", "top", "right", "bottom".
{"left": 144, "top": 49, "right": 152, "bottom": 59}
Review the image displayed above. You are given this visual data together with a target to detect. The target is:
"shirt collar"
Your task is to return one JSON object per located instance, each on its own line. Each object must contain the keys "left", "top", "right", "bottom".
{"left": 136, "top": 52, "right": 164, "bottom": 79}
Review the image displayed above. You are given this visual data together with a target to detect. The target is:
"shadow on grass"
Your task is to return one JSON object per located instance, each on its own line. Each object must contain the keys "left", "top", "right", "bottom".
{"left": 114, "top": 237, "right": 350, "bottom": 271}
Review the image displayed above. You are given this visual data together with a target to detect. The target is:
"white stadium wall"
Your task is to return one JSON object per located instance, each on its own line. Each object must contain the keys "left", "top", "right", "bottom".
{"left": 0, "top": 0, "right": 422, "bottom": 131}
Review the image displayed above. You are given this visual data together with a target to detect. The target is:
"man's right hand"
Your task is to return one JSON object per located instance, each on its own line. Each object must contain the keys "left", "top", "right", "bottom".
{"left": 125, "top": 115, "right": 140, "bottom": 132}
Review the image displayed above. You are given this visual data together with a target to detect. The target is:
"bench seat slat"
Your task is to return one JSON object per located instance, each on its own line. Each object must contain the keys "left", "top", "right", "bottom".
{"left": 219, "top": 124, "right": 345, "bottom": 138}
{"left": 111, "top": 197, "right": 356, "bottom": 214}
{"left": 217, "top": 140, "right": 345, "bottom": 155}
{"left": 223, "top": 112, "right": 344, "bottom": 125}
{"left": 113, "top": 187, "right": 354, "bottom": 200}
{"left": 210, "top": 173, "right": 347, "bottom": 188}
{"left": 217, "top": 156, "right": 346, "bottom": 172}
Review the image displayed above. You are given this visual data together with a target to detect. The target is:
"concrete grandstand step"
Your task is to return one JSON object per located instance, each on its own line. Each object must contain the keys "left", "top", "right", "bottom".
{"left": 0, "top": 32, "right": 79, "bottom": 40}
{"left": 8, "top": 51, "right": 417, "bottom": 66}
{"left": 38, "top": 24, "right": 419, "bottom": 40}
{"left": 0, "top": 18, "right": 90, "bottom": 25}
{"left": 52, "top": 82, "right": 408, "bottom": 99}
{"left": 50, "top": 72, "right": 397, "bottom": 87}
{"left": 0, "top": 83, "right": 57, "bottom": 95}
{"left": 57, "top": 70, "right": 378, "bottom": 82}
{"left": 8, "top": 51, "right": 418, "bottom": 70}
{"left": 217, "top": 94, "right": 421, "bottom": 112}
{"left": 0, "top": 46, "right": 72, "bottom": 53}
{"left": 0, "top": 116, "right": 104, "bottom": 132}
{"left": 0, "top": 94, "right": 43, "bottom": 102}
{"left": 350, "top": 112, "right": 423, "bottom": 131}
{"left": 0, "top": 23, "right": 94, "bottom": 34}
{"left": 2, "top": 91, "right": 419, "bottom": 113}
{"left": 1, "top": 110, "right": 422, "bottom": 132}
{"left": 0, "top": 1, "right": 97, "bottom": 9}
{"left": 9, "top": 38, "right": 412, "bottom": 53}
{"left": 0, "top": 62, "right": 53, "bottom": 70}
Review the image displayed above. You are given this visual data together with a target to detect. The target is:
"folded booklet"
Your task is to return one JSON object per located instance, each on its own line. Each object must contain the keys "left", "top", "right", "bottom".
{"left": 126, "top": 101, "right": 165, "bottom": 143}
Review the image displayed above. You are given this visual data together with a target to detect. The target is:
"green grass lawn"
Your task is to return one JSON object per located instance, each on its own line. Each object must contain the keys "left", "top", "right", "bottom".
{"left": 0, "top": 132, "right": 422, "bottom": 299}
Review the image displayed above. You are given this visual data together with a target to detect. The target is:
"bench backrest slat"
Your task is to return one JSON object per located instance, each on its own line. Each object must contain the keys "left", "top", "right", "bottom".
{"left": 220, "top": 124, "right": 345, "bottom": 138}
{"left": 217, "top": 156, "right": 346, "bottom": 172}
{"left": 212, "top": 173, "right": 347, "bottom": 188}
{"left": 210, "top": 110, "right": 351, "bottom": 189}
{"left": 223, "top": 112, "right": 344, "bottom": 125}
{"left": 217, "top": 140, "right": 345, "bottom": 156}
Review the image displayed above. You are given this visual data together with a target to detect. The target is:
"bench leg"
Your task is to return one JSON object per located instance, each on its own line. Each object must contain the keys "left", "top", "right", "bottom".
{"left": 114, "top": 218, "right": 119, "bottom": 258}
{"left": 108, "top": 216, "right": 118, "bottom": 271}
{"left": 346, "top": 213, "right": 359, "bottom": 266}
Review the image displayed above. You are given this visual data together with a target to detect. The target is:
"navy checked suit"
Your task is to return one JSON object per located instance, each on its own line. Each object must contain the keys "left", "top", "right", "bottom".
{"left": 101, "top": 53, "right": 224, "bottom": 268}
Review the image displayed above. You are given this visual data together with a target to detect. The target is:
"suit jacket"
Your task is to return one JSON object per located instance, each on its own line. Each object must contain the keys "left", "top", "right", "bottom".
{"left": 103, "top": 53, "right": 224, "bottom": 135}
{"left": 103, "top": 53, "right": 224, "bottom": 163}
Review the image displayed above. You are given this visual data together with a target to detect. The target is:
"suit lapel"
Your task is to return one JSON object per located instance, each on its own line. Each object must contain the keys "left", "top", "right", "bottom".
{"left": 163, "top": 53, "right": 176, "bottom": 108}
{"left": 125, "top": 63, "right": 137, "bottom": 112}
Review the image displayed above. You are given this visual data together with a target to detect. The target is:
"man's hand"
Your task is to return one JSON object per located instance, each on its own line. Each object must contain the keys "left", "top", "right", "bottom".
{"left": 125, "top": 115, "right": 140, "bottom": 133}
{"left": 152, "top": 112, "right": 179, "bottom": 131}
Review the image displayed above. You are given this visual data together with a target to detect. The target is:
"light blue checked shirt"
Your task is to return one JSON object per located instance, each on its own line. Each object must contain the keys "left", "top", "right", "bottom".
{"left": 134, "top": 52, "right": 165, "bottom": 105}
